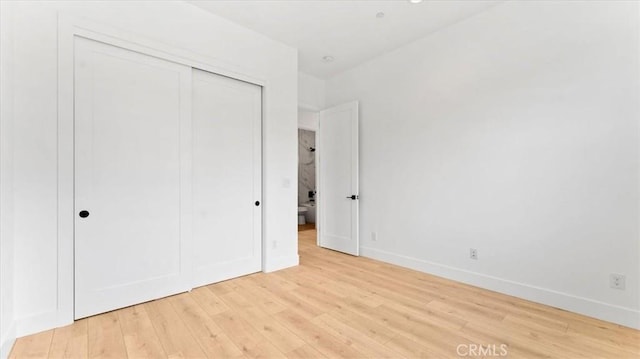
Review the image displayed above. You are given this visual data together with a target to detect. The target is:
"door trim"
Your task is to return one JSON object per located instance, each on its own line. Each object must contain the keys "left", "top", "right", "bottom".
{"left": 56, "top": 15, "right": 267, "bottom": 331}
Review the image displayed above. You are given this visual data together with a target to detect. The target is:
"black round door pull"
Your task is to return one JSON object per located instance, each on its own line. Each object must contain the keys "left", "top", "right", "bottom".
{"left": 79, "top": 210, "right": 90, "bottom": 218}
{"left": 255, "top": 201, "right": 260, "bottom": 206}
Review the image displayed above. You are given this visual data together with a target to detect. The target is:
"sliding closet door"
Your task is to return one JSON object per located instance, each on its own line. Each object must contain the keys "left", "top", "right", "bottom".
{"left": 74, "top": 37, "right": 192, "bottom": 319}
{"left": 192, "top": 69, "right": 262, "bottom": 287}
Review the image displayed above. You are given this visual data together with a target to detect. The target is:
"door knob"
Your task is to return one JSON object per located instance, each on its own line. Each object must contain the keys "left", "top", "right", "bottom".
{"left": 346, "top": 195, "right": 359, "bottom": 200}
{"left": 79, "top": 210, "right": 90, "bottom": 218}
{"left": 255, "top": 201, "right": 260, "bottom": 206}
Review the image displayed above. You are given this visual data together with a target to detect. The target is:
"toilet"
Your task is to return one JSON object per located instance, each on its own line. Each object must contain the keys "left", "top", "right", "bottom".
{"left": 302, "top": 202, "right": 316, "bottom": 223}
{"left": 298, "top": 206, "right": 308, "bottom": 225}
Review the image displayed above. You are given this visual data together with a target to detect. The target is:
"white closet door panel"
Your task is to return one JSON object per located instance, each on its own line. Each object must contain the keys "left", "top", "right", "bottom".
{"left": 74, "top": 37, "right": 192, "bottom": 319}
{"left": 192, "top": 69, "right": 262, "bottom": 287}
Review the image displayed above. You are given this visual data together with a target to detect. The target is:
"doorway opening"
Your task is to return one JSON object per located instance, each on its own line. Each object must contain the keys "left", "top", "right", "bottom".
{"left": 298, "top": 128, "right": 317, "bottom": 231}
{"left": 298, "top": 109, "right": 319, "bottom": 248}
{"left": 297, "top": 101, "right": 359, "bottom": 255}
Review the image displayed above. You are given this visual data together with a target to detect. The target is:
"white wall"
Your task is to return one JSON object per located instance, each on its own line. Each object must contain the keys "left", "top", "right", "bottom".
{"left": 0, "top": 2, "right": 16, "bottom": 356}
{"left": 326, "top": 0, "right": 640, "bottom": 328}
{"left": 298, "top": 72, "right": 325, "bottom": 110}
{"left": 4, "top": 0, "right": 298, "bottom": 340}
{"left": 298, "top": 110, "right": 319, "bottom": 131}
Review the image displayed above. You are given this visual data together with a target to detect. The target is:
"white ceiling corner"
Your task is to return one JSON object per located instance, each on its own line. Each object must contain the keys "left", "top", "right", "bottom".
{"left": 187, "top": 0, "right": 502, "bottom": 79}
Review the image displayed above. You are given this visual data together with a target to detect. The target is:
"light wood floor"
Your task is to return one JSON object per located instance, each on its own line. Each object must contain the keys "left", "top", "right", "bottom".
{"left": 11, "top": 228, "right": 640, "bottom": 358}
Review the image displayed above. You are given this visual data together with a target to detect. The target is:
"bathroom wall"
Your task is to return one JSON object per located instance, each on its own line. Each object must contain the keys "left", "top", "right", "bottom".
{"left": 298, "top": 129, "right": 316, "bottom": 206}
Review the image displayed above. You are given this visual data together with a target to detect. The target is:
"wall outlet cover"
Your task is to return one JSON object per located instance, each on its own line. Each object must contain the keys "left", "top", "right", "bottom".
{"left": 610, "top": 274, "right": 626, "bottom": 290}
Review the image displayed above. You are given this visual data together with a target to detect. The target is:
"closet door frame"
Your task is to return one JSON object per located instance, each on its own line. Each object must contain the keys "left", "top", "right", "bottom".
{"left": 56, "top": 15, "right": 266, "bottom": 330}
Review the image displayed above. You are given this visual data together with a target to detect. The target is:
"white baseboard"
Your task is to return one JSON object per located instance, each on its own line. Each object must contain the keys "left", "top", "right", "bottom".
{"left": 0, "top": 321, "right": 16, "bottom": 359}
{"left": 16, "top": 311, "right": 72, "bottom": 338}
{"left": 264, "top": 254, "right": 299, "bottom": 273}
{"left": 360, "top": 246, "right": 640, "bottom": 329}
{"left": 10, "top": 254, "right": 300, "bottom": 341}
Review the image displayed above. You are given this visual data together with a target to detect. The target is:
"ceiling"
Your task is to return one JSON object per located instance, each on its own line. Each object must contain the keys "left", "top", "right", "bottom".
{"left": 188, "top": 0, "right": 502, "bottom": 79}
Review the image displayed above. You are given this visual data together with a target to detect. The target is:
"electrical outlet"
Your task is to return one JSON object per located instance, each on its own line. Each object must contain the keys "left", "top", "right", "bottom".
{"left": 470, "top": 248, "right": 478, "bottom": 260}
{"left": 371, "top": 232, "right": 377, "bottom": 241}
{"left": 610, "top": 274, "right": 626, "bottom": 290}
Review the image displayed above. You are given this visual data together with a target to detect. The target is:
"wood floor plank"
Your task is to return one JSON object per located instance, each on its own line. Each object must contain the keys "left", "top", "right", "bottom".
{"left": 9, "top": 329, "right": 53, "bottom": 359}
{"left": 311, "top": 313, "right": 406, "bottom": 358}
{"left": 11, "top": 229, "right": 640, "bottom": 359}
{"left": 565, "top": 318, "right": 640, "bottom": 353}
{"left": 273, "top": 309, "right": 365, "bottom": 358}
{"left": 328, "top": 306, "right": 398, "bottom": 343}
{"left": 48, "top": 319, "right": 88, "bottom": 359}
{"left": 219, "top": 290, "right": 306, "bottom": 353}
{"left": 87, "top": 312, "right": 127, "bottom": 359}
{"left": 234, "top": 277, "right": 288, "bottom": 315}
{"left": 256, "top": 280, "right": 325, "bottom": 320}
{"left": 117, "top": 305, "right": 166, "bottom": 359}
{"left": 211, "top": 310, "right": 287, "bottom": 359}
{"left": 144, "top": 297, "right": 207, "bottom": 358}
{"left": 426, "top": 298, "right": 505, "bottom": 324}
{"left": 357, "top": 304, "right": 478, "bottom": 357}
{"left": 246, "top": 315, "right": 306, "bottom": 354}
{"left": 219, "top": 290, "right": 267, "bottom": 319}
{"left": 377, "top": 298, "right": 468, "bottom": 332}
{"left": 383, "top": 333, "right": 449, "bottom": 359}
{"left": 253, "top": 271, "right": 301, "bottom": 292}
{"left": 461, "top": 320, "right": 574, "bottom": 358}
{"left": 288, "top": 286, "right": 345, "bottom": 313}
{"left": 206, "top": 280, "right": 241, "bottom": 296}
{"left": 285, "top": 344, "right": 327, "bottom": 359}
{"left": 169, "top": 293, "right": 243, "bottom": 358}
{"left": 189, "top": 286, "right": 230, "bottom": 316}
{"left": 502, "top": 313, "right": 569, "bottom": 335}
{"left": 194, "top": 284, "right": 290, "bottom": 358}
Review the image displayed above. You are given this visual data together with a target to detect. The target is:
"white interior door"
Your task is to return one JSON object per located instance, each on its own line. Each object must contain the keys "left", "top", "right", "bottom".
{"left": 192, "top": 69, "right": 262, "bottom": 287}
{"left": 318, "top": 101, "right": 359, "bottom": 255}
{"left": 74, "top": 37, "right": 192, "bottom": 319}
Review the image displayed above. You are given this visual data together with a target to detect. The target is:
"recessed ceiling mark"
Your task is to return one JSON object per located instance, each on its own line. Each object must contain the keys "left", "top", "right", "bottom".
{"left": 322, "top": 55, "right": 335, "bottom": 63}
